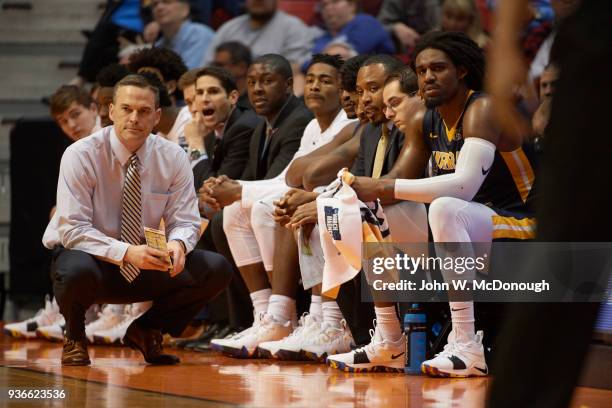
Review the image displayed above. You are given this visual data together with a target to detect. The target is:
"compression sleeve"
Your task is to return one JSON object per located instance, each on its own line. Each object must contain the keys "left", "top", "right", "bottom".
{"left": 394, "top": 137, "right": 496, "bottom": 203}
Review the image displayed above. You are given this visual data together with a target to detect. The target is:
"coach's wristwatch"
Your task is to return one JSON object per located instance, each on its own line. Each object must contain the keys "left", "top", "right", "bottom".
{"left": 189, "top": 148, "right": 205, "bottom": 161}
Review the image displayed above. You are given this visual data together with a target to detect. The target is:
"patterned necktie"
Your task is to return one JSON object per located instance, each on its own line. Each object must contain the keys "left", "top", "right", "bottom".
{"left": 120, "top": 154, "right": 142, "bottom": 283}
{"left": 371, "top": 125, "right": 390, "bottom": 179}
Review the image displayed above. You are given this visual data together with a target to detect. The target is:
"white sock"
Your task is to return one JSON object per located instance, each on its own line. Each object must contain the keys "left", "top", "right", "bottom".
{"left": 374, "top": 306, "right": 402, "bottom": 342}
{"left": 131, "top": 301, "right": 152, "bottom": 315}
{"left": 267, "top": 294, "right": 295, "bottom": 323}
{"left": 110, "top": 304, "right": 125, "bottom": 314}
{"left": 449, "top": 301, "right": 475, "bottom": 343}
{"left": 309, "top": 295, "right": 322, "bottom": 319}
{"left": 322, "top": 301, "right": 343, "bottom": 328}
{"left": 250, "top": 288, "right": 272, "bottom": 317}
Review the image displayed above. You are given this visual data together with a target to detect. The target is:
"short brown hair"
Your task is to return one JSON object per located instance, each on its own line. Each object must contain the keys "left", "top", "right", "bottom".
{"left": 385, "top": 66, "right": 418, "bottom": 95}
{"left": 177, "top": 68, "right": 200, "bottom": 91}
{"left": 195, "top": 66, "right": 237, "bottom": 94}
{"left": 113, "top": 74, "right": 160, "bottom": 107}
{"left": 49, "top": 85, "right": 94, "bottom": 116}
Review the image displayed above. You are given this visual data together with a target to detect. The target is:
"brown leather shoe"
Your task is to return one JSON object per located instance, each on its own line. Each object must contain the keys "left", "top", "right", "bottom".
{"left": 123, "top": 321, "right": 180, "bottom": 365}
{"left": 62, "top": 338, "right": 90, "bottom": 366}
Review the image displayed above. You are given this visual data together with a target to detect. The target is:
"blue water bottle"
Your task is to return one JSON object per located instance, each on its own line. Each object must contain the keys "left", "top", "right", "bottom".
{"left": 404, "top": 304, "right": 427, "bottom": 374}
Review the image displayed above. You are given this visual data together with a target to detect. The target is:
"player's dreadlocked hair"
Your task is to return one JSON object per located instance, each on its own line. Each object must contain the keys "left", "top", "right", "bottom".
{"left": 339, "top": 54, "right": 369, "bottom": 92}
{"left": 127, "top": 47, "right": 188, "bottom": 82}
{"left": 414, "top": 31, "right": 485, "bottom": 91}
{"left": 308, "top": 53, "right": 344, "bottom": 72}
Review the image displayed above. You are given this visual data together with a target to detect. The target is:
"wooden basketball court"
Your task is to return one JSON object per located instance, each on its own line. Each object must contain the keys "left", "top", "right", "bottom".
{"left": 1, "top": 335, "right": 611, "bottom": 407}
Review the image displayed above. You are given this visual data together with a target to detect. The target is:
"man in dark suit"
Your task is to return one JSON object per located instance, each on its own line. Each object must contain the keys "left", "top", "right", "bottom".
{"left": 193, "top": 54, "right": 312, "bottom": 345}
{"left": 200, "top": 53, "right": 313, "bottom": 202}
{"left": 190, "top": 66, "right": 261, "bottom": 191}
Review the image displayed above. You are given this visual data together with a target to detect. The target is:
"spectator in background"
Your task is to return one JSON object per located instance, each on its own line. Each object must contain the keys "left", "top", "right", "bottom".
{"left": 538, "top": 62, "right": 559, "bottom": 101}
{"left": 191, "top": 0, "right": 242, "bottom": 29}
{"left": 531, "top": 62, "right": 559, "bottom": 141}
{"left": 71, "top": 0, "right": 145, "bottom": 86}
{"left": 143, "top": 0, "right": 242, "bottom": 40}
{"left": 212, "top": 42, "right": 253, "bottom": 109}
{"left": 50, "top": 86, "right": 101, "bottom": 142}
{"left": 201, "top": 1, "right": 313, "bottom": 73}
{"left": 378, "top": 0, "right": 441, "bottom": 51}
{"left": 322, "top": 39, "right": 358, "bottom": 60}
{"left": 528, "top": 0, "right": 581, "bottom": 83}
{"left": 152, "top": 0, "right": 215, "bottom": 69}
{"left": 310, "top": 0, "right": 395, "bottom": 62}
{"left": 95, "top": 64, "right": 131, "bottom": 127}
{"left": 440, "top": 0, "right": 489, "bottom": 48}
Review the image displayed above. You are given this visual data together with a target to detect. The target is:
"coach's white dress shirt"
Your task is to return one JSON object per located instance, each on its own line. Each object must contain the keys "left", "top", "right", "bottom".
{"left": 43, "top": 126, "right": 200, "bottom": 265}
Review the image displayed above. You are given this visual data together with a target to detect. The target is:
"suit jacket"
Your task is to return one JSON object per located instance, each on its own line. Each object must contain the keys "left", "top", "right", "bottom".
{"left": 192, "top": 104, "right": 261, "bottom": 189}
{"left": 351, "top": 122, "right": 404, "bottom": 177}
{"left": 241, "top": 95, "right": 313, "bottom": 181}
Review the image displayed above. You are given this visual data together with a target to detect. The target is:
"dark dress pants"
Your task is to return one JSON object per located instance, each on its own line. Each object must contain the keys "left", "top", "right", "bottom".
{"left": 51, "top": 247, "right": 232, "bottom": 341}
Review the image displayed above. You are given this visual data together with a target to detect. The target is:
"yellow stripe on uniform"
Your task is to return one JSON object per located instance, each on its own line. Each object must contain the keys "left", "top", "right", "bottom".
{"left": 500, "top": 148, "right": 535, "bottom": 203}
{"left": 492, "top": 215, "right": 537, "bottom": 240}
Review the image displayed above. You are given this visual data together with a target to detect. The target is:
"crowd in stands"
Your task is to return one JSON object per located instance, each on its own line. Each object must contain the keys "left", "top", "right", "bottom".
{"left": 5, "top": 0, "right": 570, "bottom": 378}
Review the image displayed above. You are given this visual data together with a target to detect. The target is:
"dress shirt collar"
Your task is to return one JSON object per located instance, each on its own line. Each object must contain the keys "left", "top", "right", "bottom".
{"left": 110, "top": 127, "right": 153, "bottom": 167}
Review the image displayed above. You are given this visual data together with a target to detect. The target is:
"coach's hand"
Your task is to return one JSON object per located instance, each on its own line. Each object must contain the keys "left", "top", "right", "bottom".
{"left": 124, "top": 245, "right": 172, "bottom": 272}
{"left": 167, "top": 240, "right": 186, "bottom": 277}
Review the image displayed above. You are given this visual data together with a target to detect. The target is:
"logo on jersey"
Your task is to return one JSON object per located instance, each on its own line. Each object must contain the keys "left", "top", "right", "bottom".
{"left": 324, "top": 206, "right": 341, "bottom": 240}
{"left": 429, "top": 132, "right": 438, "bottom": 139}
{"left": 481, "top": 165, "right": 492, "bottom": 175}
{"left": 434, "top": 151, "right": 457, "bottom": 170}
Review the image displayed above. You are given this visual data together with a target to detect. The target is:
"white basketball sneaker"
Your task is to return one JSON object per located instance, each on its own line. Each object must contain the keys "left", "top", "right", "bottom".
{"left": 301, "top": 319, "right": 355, "bottom": 362}
{"left": 35, "top": 314, "right": 66, "bottom": 342}
{"left": 257, "top": 313, "right": 321, "bottom": 360}
{"left": 93, "top": 304, "right": 147, "bottom": 345}
{"left": 4, "top": 295, "right": 61, "bottom": 339}
{"left": 421, "top": 330, "right": 488, "bottom": 377}
{"left": 326, "top": 321, "right": 405, "bottom": 373}
{"left": 86, "top": 305, "right": 125, "bottom": 343}
{"left": 218, "top": 313, "right": 293, "bottom": 358}
{"left": 210, "top": 313, "right": 265, "bottom": 353}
